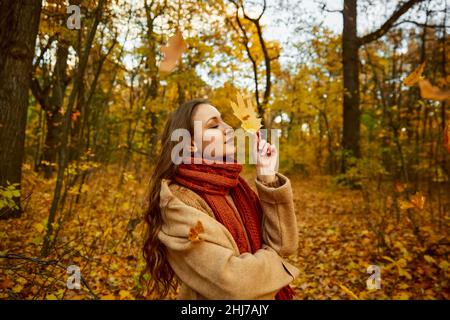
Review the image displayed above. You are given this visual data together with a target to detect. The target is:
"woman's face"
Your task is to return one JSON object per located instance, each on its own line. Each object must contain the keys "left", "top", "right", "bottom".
{"left": 191, "top": 103, "right": 235, "bottom": 161}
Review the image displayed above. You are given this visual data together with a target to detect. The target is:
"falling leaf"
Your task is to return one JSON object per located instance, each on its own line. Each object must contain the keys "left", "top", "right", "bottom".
{"left": 399, "top": 200, "right": 414, "bottom": 211}
{"left": 394, "top": 181, "right": 406, "bottom": 193}
{"left": 159, "top": 30, "right": 187, "bottom": 74}
{"left": 410, "top": 192, "right": 425, "bottom": 210}
{"left": 444, "top": 124, "right": 450, "bottom": 153}
{"left": 188, "top": 220, "right": 204, "bottom": 243}
{"left": 399, "top": 192, "right": 425, "bottom": 211}
{"left": 229, "top": 92, "right": 262, "bottom": 134}
{"left": 71, "top": 111, "right": 81, "bottom": 121}
{"left": 418, "top": 79, "right": 450, "bottom": 101}
{"left": 403, "top": 61, "right": 426, "bottom": 86}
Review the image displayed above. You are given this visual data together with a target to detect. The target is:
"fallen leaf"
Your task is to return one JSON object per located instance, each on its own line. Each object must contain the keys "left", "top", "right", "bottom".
{"left": 339, "top": 284, "right": 360, "bottom": 300}
{"left": 423, "top": 255, "right": 436, "bottom": 264}
{"left": 0, "top": 278, "right": 13, "bottom": 289}
{"left": 394, "top": 291, "right": 411, "bottom": 300}
{"left": 159, "top": 30, "right": 187, "bottom": 73}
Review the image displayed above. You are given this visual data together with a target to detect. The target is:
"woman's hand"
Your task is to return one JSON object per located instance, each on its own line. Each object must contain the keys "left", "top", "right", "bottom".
{"left": 253, "top": 131, "right": 277, "bottom": 184}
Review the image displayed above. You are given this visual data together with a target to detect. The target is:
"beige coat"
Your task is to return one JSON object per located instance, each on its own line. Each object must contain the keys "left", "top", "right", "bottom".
{"left": 158, "top": 172, "right": 300, "bottom": 300}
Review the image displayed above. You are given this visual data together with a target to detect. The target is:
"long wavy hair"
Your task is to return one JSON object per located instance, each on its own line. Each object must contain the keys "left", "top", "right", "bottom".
{"left": 141, "top": 98, "right": 210, "bottom": 298}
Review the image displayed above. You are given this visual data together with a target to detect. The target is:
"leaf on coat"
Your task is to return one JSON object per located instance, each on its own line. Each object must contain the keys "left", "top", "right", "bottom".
{"left": 159, "top": 30, "right": 188, "bottom": 74}
{"left": 188, "top": 220, "right": 204, "bottom": 243}
{"left": 418, "top": 79, "right": 450, "bottom": 101}
{"left": 403, "top": 61, "right": 426, "bottom": 86}
{"left": 229, "top": 92, "right": 262, "bottom": 134}
{"left": 444, "top": 124, "right": 450, "bottom": 154}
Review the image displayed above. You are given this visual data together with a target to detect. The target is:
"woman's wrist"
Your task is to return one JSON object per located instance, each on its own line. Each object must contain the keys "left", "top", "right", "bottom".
{"left": 257, "top": 172, "right": 277, "bottom": 184}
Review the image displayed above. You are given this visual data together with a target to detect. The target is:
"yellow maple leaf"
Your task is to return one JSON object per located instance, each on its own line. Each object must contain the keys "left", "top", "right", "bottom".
{"left": 230, "top": 93, "right": 262, "bottom": 134}
{"left": 404, "top": 61, "right": 426, "bottom": 86}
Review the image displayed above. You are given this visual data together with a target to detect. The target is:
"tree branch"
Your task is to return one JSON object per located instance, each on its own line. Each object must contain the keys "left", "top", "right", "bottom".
{"left": 392, "top": 19, "right": 450, "bottom": 29}
{"left": 358, "top": 0, "right": 426, "bottom": 46}
{"left": 320, "top": 3, "right": 342, "bottom": 14}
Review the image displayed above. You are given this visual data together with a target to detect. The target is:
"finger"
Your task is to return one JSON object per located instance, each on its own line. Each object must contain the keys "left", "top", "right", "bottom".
{"left": 261, "top": 142, "right": 269, "bottom": 155}
{"left": 267, "top": 144, "right": 273, "bottom": 156}
{"left": 259, "top": 139, "right": 267, "bottom": 151}
{"left": 270, "top": 145, "right": 276, "bottom": 154}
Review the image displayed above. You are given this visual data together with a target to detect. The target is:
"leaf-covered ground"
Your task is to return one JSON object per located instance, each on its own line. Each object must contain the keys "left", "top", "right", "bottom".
{"left": 0, "top": 166, "right": 448, "bottom": 299}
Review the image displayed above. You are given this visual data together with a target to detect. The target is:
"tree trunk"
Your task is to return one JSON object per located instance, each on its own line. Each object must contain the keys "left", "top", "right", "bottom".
{"left": 0, "top": 0, "right": 42, "bottom": 219}
{"left": 41, "top": 43, "right": 69, "bottom": 178}
{"left": 342, "top": 0, "right": 361, "bottom": 173}
{"left": 340, "top": 0, "right": 424, "bottom": 173}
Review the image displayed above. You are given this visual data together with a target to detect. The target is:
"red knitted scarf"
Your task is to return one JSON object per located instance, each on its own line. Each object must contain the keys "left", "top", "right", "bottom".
{"left": 174, "top": 156, "right": 295, "bottom": 300}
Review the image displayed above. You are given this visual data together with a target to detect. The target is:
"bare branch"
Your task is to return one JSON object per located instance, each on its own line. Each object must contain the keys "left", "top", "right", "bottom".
{"left": 392, "top": 19, "right": 450, "bottom": 29}
{"left": 320, "top": 3, "right": 342, "bottom": 14}
{"left": 358, "top": 0, "right": 426, "bottom": 46}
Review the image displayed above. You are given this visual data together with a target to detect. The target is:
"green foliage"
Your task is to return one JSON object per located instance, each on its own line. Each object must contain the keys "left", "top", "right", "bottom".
{"left": 333, "top": 153, "right": 388, "bottom": 189}
{"left": 0, "top": 182, "right": 21, "bottom": 211}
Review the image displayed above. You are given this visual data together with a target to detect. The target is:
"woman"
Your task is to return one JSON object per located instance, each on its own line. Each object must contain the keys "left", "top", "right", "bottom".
{"left": 143, "top": 98, "right": 299, "bottom": 300}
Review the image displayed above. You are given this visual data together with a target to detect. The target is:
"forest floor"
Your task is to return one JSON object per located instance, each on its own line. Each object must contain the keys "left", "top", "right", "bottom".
{"left": 0, "top": 164, "right": 449, "bottom": 299}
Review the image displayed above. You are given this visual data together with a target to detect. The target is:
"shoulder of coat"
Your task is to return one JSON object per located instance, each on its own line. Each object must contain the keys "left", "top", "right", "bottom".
{"left": 165, "top": 181, "right": 215, "bottom": 218}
